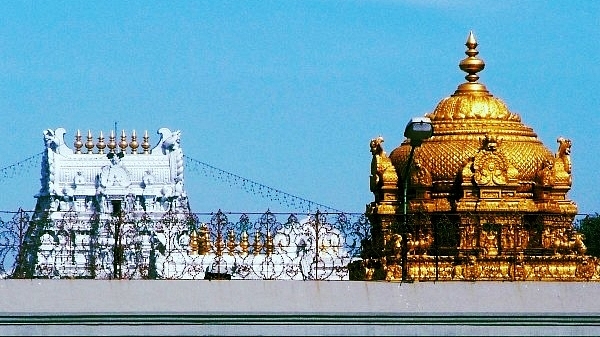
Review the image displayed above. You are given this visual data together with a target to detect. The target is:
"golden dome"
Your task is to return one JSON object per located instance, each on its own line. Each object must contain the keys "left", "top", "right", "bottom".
{"left": 389, "top": 32, "right": 556, "bottom": 197}
{"left": 364, "top": 32, "right": 580, "bottom": 283}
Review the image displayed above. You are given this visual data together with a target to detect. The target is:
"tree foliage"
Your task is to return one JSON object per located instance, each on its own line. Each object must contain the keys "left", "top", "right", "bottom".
{"left": 576, "top": 213, "right": 600, "bottom": 258}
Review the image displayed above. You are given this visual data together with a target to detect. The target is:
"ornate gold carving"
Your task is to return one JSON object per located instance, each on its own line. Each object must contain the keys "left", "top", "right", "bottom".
{"left": 252, "top": 231, "right": 263, "bottom": 255}
{"left": 480, "top": 227, "right": 499, "bottom": 256}
{"left": 369, "top": 136, "right": 398, "bottom": 203}
{"left": 535, "top": 159, "right": 554, "bottom": 186}
{"left": 406, "top": 231, "right": 433, "bottom": 255}
{"left": 553, "top": 137, "right": 572, "bottom": 186}
{"left": 198, "top": 224, "right": 211, "bottom": 255}
{"left": 239, "top": 231, "right": 249, "bottom": 257}
{"left": 227, "top": 229, "right": 237, "bottom": 256}
{"left": 551, "top": 228, "right": 587, "bottom": 256}
{"left": 410, "top": 159, "right": 432, "bottom": 187}
{"left": 365, "top": 33, "right": 590, "bottom": 282}
{"left": 460, "top": 224, "right": 478, "bottom": 250}
{"left": 188, "top": 229, "right": 199, "bottom": 255}
{"left": 474, "top": 153, "right": 507, "bottom": 186}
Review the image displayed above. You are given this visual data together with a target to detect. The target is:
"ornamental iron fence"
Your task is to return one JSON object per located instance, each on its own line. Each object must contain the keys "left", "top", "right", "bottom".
{"left": 0, "top": 209, "right": 370, "bottom": 280}
{"left": 0, "top": 209, "right": 592, "bottom": 281}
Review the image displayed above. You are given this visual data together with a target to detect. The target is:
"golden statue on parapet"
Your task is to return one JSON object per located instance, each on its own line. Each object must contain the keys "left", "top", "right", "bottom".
{"left": 369, "top": 136, "right": 398, "bottom": 204}
{"left": 357, "top": 32, "right": 598, "bottom": 282}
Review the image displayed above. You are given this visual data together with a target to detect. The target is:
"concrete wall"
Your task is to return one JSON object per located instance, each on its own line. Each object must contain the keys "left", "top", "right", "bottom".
{"left": 2, "top": 280, "right": 600, "bottom": 335}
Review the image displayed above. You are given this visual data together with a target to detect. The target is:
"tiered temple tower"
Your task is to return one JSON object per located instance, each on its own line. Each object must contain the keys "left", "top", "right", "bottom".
{"left": 22, "top": 127, "right": 191, "bottom": 278}
{"left": 363, "top": 32, "right": 599, "bottom": 281}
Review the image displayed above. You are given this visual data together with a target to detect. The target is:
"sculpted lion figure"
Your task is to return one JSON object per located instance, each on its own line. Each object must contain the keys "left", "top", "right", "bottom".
{"left": 556, "top": 137, "right": 572, "bottom": 174}
{"left": 43, "top": 128, "right": 70, "bottom": 154}
{"left": 369, "top": 136, "right": 398, "bottom": 200}
{"left": 158, "top": 128, "right": 182, "bottom": 154}
{"left": 369, "top": 136, "right": 385, "bottom": 157}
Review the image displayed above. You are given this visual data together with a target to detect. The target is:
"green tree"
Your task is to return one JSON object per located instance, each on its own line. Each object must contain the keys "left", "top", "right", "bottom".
{"left": 576, "top": 213, "right": 600, "bottom": 258}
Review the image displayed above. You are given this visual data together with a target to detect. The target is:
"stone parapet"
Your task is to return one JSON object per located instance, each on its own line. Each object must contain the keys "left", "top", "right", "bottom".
{"left": 1, "top": 280, "right": 600, "bottom": 335}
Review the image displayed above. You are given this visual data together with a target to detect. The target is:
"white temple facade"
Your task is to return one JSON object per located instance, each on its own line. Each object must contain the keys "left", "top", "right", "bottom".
{"left": 22, "top": 127, "right": 357, "bottom": 280}
{"left": 31, "top": 127, "right": 191, "bottom": 278}
{"left": 38, "top": 127, "right": 188, "bottom": 215}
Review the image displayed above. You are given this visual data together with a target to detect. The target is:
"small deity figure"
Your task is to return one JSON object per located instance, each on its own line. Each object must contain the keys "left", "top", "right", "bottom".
{"left": 460, "top": 225, "right": 477, "bottom": 249}
{"left": 481, "top": 134, "right": 500, "bottom": 152}
{"left": 73, "top": 171, "right": 86, "bottom": 187}
{"left": 98, "top": 152, "right": 131, "bottom": 189}
{"left": 501, "top": 226, "right": 515, "bottom": 250}
{"left": 481, "top": 229, "right": 498, "bottom": 256}
{"left": 174, "top": 177, "right": 185, "bottom": 197}
{"left": 542, "top": 227, "right": 554, "bottom": 249}
{"left": 141, "top": 170, "right": 155, "bottom": 188}
{"left": 126, "top": 193, "right": 136, "bottom": 212}
{"left": 60, "top": 187, "right": 74, "bottom": 211}
{"left": 50, "top": 198, "right": 59, "bottom": 211}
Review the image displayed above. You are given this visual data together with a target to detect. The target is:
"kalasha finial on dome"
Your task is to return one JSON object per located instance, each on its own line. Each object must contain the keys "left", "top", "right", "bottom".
{"left": 459, "top": 31, "right": 485, "bottom": 82}
{"left": 455, "top": 31, "right": 489, "bottom": 95}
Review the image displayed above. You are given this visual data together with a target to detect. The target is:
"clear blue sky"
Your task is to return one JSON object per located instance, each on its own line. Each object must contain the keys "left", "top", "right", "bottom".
{"left": 0, "top": 1, "right": 598, "bottom": 215}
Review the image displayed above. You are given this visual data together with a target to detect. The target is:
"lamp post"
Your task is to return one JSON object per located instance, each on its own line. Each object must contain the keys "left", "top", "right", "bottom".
{"left": 401, "top": 116, "right": 433, "bottom": 281}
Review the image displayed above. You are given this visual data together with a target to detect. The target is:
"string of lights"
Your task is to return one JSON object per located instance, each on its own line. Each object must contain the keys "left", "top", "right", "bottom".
{"left": 0, "top": 152, "right": 343, "bottom": 214}
{"left": 0, "top": 152, "right": 43, "bottom": 184}
{"left": 184, "top": 155, "right": 343, "bottom": 214}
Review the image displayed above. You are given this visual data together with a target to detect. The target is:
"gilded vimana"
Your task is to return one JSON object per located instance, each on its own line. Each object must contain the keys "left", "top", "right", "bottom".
{"left": 356, "top": 32, "right": 598, "bottom": 282}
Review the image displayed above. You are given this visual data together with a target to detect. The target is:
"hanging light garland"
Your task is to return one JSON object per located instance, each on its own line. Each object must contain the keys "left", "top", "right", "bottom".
{"left": 0, "top": 152, "right": 344, "bottom": 214}
{"left": 0, "top": 152, "right": 43, "bottom": 184}
{"left": 184, "top": 155, "right": 343, "bottom": 214}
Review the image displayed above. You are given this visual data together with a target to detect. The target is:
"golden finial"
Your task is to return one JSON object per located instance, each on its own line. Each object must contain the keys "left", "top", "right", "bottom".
{"left": 198, "top": 224, "right": 211, "bottom": 255}
{"left": 85, "top": 130, "right": 95, "bottom": 154}
{"left": 215, "top": 231, "right": 225, "bottom": 256}
{"left": 253, "top": 231, "right": 263, "bottom": 255}
{"left": 227, "top": 229, "right": 237, "bottom": 256}
{"left": 460, "top": 31, "right": 485, "bottom": 82}
{"left": 141, "top": 130, "right": 150, "bottom": 154}
{"left": 74, "top": 129, "right": 83, "bottom": 154}
{"left": 265, "top": 231, "right": 274, "bottom": 256}
{"left": 455, "top": 31, "right": 489, "bottom": 95}
{"left": 96, "top": 131, "right": 106, "bottom": 154}
{"left": 240, "top": 231, "right": 249, "bottom": 257}
{"left": 119, "top": 130, "right": 128, "bottom": 153}
{"left": 129, "top": 130, "right": 139, "bottom": 154}
{"left": 107, "top": 130, "right": 117, "bottom": 153}
{"left": 188, "top": 229, "right": 199, "bottom": 255}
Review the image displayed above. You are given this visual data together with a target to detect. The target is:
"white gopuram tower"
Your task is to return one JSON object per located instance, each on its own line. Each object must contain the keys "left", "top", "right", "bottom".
{"left": 27, "top": 127, "right": 192, "bottom": 278}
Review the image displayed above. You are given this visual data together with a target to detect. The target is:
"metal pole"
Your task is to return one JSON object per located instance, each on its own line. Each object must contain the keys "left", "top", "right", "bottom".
{"left": 314, "top": 210, "right": 320, "bottom": 280}
{"left": 402, "top": 146, "right": 416, "bottom": 282}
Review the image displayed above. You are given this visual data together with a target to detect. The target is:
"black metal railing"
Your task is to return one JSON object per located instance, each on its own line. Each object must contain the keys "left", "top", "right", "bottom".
{"left": 0, "top": 209, "right": 592, "bottom": 281}
{"left": 0, "top": 209, "right": 370, "bottom": 280}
